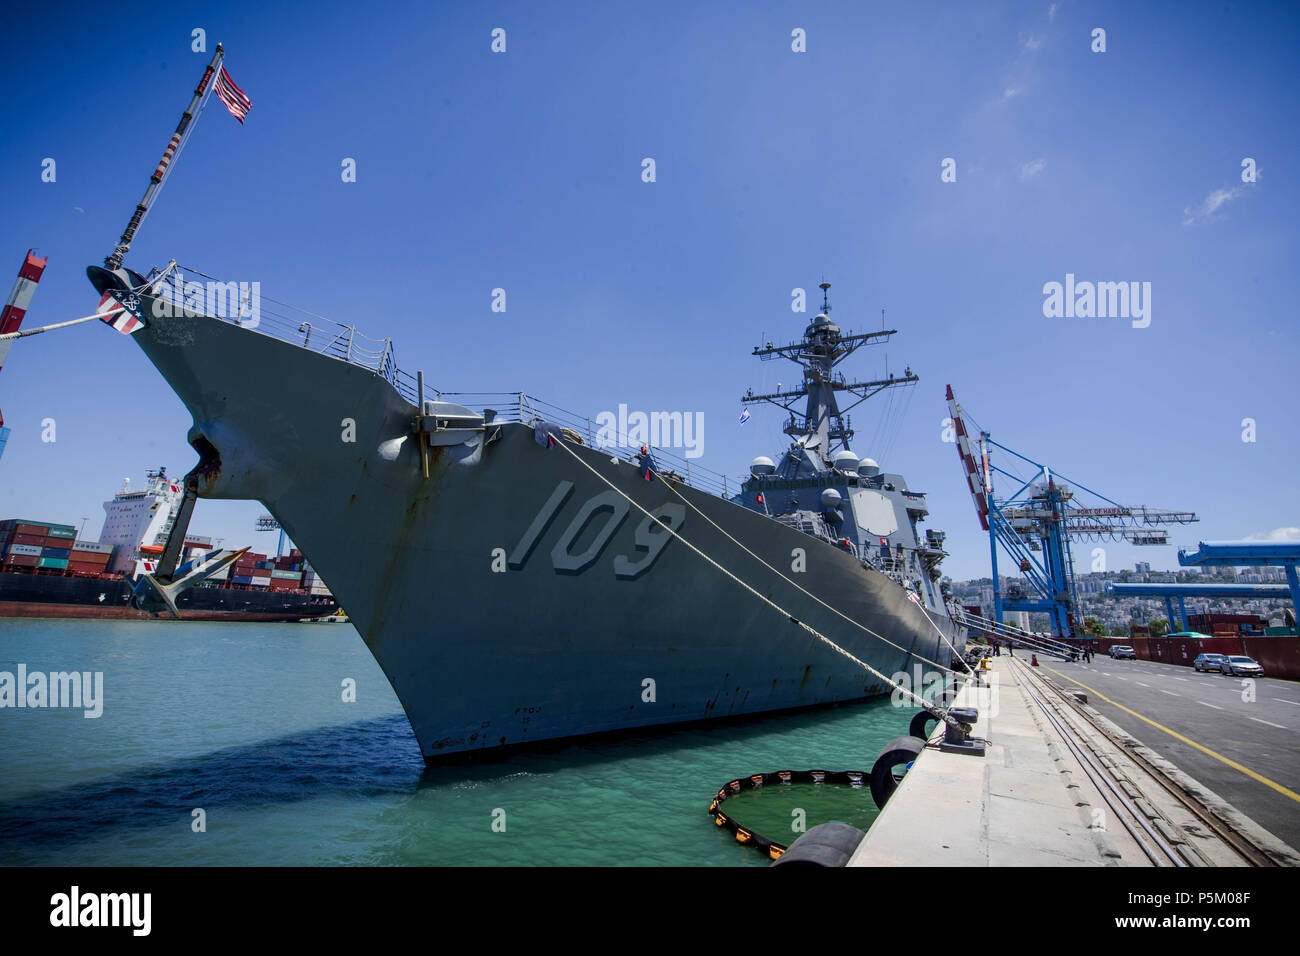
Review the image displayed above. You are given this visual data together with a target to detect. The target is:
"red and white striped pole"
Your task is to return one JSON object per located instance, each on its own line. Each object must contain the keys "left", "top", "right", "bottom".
{"left": 105, "top": 44, "right": 225, "bottom": 270}
{"left": 0, "top": 249, "right": 49, "bottom": 428}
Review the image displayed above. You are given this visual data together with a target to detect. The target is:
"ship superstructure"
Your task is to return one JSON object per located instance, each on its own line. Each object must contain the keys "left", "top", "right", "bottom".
{"left": 736, "top": 283, "right": 950, "bottom": 613}
{"left": 99, "top": 468, "right": 187, "bottom": 573}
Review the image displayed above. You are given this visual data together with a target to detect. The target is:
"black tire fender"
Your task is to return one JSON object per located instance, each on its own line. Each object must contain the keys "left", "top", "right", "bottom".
{"left": 870, "top": 735, "right": 927, "bottom": 809}
{"left": 908, "top": 710, "right": 940, "bottom": 741}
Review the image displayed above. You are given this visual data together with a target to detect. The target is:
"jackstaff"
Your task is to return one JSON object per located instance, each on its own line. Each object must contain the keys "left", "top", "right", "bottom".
{"left": 105, "top": 43, "right": 252, "bottom": 270}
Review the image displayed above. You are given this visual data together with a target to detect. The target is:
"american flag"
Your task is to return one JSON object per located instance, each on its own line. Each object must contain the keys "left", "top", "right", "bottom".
{"left": 97, "top": 290, "right": 145, "bottom": 335}
{"left": 213, "top": 65, "right": 251, "bottom": 123}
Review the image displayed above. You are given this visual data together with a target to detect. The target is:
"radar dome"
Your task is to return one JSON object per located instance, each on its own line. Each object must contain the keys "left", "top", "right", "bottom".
{"left": 857, "top": 457, "right": 880, "bottom": 478}
{"left": 820, "top": 488, "right": 843, "bottom": 510}
{"left": 749, "top": 456, "right": 776, "bottom": 477}
{"left": 832, "top": 450, "right": 859, "bottom": 473}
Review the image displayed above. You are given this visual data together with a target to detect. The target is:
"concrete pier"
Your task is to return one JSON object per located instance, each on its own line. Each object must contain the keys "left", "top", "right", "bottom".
{"left": 842, "top": 655, "right": 1290, "bottom": 866}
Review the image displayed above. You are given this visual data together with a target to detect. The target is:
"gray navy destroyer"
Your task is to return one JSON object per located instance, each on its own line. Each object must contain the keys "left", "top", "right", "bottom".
{"left": 88, "top": 262, "right": 965, "bottom": 759}
{"left": 78, "top": 44, "right": 966, "bottom": 760}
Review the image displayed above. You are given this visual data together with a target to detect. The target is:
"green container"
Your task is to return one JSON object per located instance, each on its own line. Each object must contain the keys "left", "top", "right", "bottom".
{"left": 38, "top": 557, "right": 69, "bottom": 569}
{"left": 46, "top": 528, "right": 76, "bottom": 538}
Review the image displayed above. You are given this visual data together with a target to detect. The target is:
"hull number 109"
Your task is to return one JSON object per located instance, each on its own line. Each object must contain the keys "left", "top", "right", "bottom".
{"left": 508, "top": 480, "right": 685, "bottom": 579}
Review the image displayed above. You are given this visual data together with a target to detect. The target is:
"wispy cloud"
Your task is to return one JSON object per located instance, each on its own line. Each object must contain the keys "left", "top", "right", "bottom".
{"left": 1000, "top": 86, "right": 1023, "bottom": 103}
{"left": 1023, "top": 34, "right": 1042, "bottom": 50}
{"left": 1182, "top": 186, "right": 1243, "bottom": 226}
{"left": 1049, "top": 2, "right": 1058, "bottom": 21}
{"left": 1019, "top": 158, "right": 1047, "bottom": 180}
{"left": 1245, "top": 527, "right": 1300, "bottom": 541}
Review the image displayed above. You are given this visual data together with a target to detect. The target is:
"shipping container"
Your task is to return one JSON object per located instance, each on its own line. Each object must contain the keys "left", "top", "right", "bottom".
{"left": 67, "top": 561, "right": 107, "bottom": 575}
{"left": 37, "top": 557, "right": 69, "bottom": 569}
{"left": 3, "top": 554, "right": 38, "bottom": 567}
{"left": 268, "top": 577, "right": 299, "bottom": 590}
{"left": 271, "top": 569, "right": 300, "bottom": 580}
{"left": 9, "top": 544, "right": 42, "bottom": 557}
{"left": 40, "top": 547, "right": 72, "bottom": 559}
{"left": 46, "top": 528, "right": 76, "bottom": 539}
{"left": 14, "top": 523, "right": 51, "bottom": 536}
{"left": 12, "top": 533, "right": 45, "bottom": 546}
{"left": 71, "top": 541, "right": 114, "bottom": 555}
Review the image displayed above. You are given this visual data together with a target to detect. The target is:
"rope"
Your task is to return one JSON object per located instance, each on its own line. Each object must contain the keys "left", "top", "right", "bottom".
{"left": 0, "top": 265, "right": 178, "bottom": 341}
{"left": 0, "top": 313, "right": 102, "bottom": 341}
{"left": 646, "top": 463, "right": 970, "bottom": 677}
{"left": 547, "top": 436, "right": 966, "bottom": 725}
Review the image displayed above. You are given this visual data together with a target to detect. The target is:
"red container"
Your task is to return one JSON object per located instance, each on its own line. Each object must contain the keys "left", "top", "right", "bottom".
{"left": 67, "top": 561, "right": 105, "bottom": 575}
{"left": 4, "top": 554, "right": 38, "bottom": 567}
{"left": 12, "top": 533, "right": 44, "bottom": 546}
{"left": 1241, "top": 636, "right": 1300, "bottom": 681}
{"left": 268, "top": 577, "right": 299, "bottom": 591}
{"left": 14, "top": 523, "right": 48, "bottom": 536}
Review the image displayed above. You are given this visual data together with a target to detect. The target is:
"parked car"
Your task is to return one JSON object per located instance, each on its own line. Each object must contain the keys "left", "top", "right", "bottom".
{"left": 1194, "top": 653, "right": 1226, "bottom": 673}
{"left": 1220, "top": 655, "right": 1264, "bottom": 677}
{"left": 1109, "top": 645, "right": 1137, "bottom": 659}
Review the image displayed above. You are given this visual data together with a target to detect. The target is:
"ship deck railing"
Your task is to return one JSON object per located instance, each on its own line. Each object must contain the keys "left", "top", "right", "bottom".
{"left": 437, "top": 392, "right": 741, "bottom": 499}
{"left": 149, "top": 265, "right": 744, "bottom": 499}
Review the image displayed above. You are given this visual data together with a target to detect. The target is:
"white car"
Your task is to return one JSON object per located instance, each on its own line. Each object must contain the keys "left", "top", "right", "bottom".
{"left": 1220, "top": 656, "right": 1264, "bottom": 678}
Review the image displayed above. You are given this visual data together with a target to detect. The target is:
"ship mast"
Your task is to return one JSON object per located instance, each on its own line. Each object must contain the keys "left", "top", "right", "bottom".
{"left": 741, "top": 281, "right": 918, "bottom": 461}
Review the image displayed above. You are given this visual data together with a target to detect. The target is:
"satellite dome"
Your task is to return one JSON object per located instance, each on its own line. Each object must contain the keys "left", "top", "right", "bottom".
{"left": 857, "top": 457, "right": 880, "bottom": 478}
{"left": 750, "top": 456, "right": 776, "bottom": 477}
{"left": 832, "top": 450, "right": 859, "bottom": 473}
{"left": 820, "top": 488, "right": 843, "bottom": 510}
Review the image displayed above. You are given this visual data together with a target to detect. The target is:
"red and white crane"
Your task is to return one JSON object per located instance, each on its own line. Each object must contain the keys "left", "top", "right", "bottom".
{"left": 0, "top": 249, "right": 49, "bottom": 458}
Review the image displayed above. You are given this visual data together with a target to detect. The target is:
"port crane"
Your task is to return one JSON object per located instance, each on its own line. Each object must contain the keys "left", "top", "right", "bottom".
{"left": 255, "top": 514, "right": 288, "bottom": 557}
{"left": 945, "top": 385, "right": 1198, "bottom": 638}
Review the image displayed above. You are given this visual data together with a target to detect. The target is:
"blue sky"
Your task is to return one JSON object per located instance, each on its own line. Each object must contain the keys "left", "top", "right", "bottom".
{"left": 1, "top": 0, "right": 1296, "bottom": 579}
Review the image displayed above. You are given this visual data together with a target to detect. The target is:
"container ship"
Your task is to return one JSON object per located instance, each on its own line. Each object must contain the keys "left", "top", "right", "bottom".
{"left": 0, "top": 469, "right": 338, "bottom": 621}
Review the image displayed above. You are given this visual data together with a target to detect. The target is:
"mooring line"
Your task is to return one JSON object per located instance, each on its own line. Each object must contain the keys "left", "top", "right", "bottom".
{"left": 548, "top": 437, "right": 967, "bottom": 724}
{"left": 650, "top": 470, "right": 970, "bottom": 674}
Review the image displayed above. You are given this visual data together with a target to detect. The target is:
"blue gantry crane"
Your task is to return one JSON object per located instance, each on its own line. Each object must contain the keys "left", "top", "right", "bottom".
{"left": 946, "top": 386, "right": 1199, "bottom": 638}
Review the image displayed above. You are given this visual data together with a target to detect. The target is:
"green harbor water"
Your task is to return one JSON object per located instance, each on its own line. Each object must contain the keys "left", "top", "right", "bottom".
{"left": 0, "top": 619, "right": 914, "bottom": 866}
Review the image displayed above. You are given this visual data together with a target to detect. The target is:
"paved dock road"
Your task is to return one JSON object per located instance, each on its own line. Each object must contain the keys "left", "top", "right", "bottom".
{"left": 1042, "top": 657, "right": 1300, "bottom": 850}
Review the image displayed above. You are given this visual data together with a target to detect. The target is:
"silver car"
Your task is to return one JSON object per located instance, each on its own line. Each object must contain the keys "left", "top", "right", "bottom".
{"left": 1194, "top": 653, "right": 1226, "bottom": 673}
{"left": 1220, "top": 655, "right": 1264, "bottom": 677}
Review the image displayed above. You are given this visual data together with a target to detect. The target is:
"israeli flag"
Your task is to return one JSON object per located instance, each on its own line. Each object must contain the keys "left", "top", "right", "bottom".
{"left": 738, "top": 408, "right": 751, "bottom": 425}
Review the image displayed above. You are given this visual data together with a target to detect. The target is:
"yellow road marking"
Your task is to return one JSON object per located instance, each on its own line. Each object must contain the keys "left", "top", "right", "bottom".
{"left": 1042, "top": 665, "right": 1300, "bottom": 805}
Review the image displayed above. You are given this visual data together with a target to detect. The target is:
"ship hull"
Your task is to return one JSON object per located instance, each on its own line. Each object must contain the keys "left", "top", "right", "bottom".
{"left": 89, "top": 271, "right": 963, "bottom": 759}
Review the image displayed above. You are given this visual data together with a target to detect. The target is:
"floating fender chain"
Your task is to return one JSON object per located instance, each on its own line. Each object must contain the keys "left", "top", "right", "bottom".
{"left": 708, "top": 769, "right": 872, "bottom": 860}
